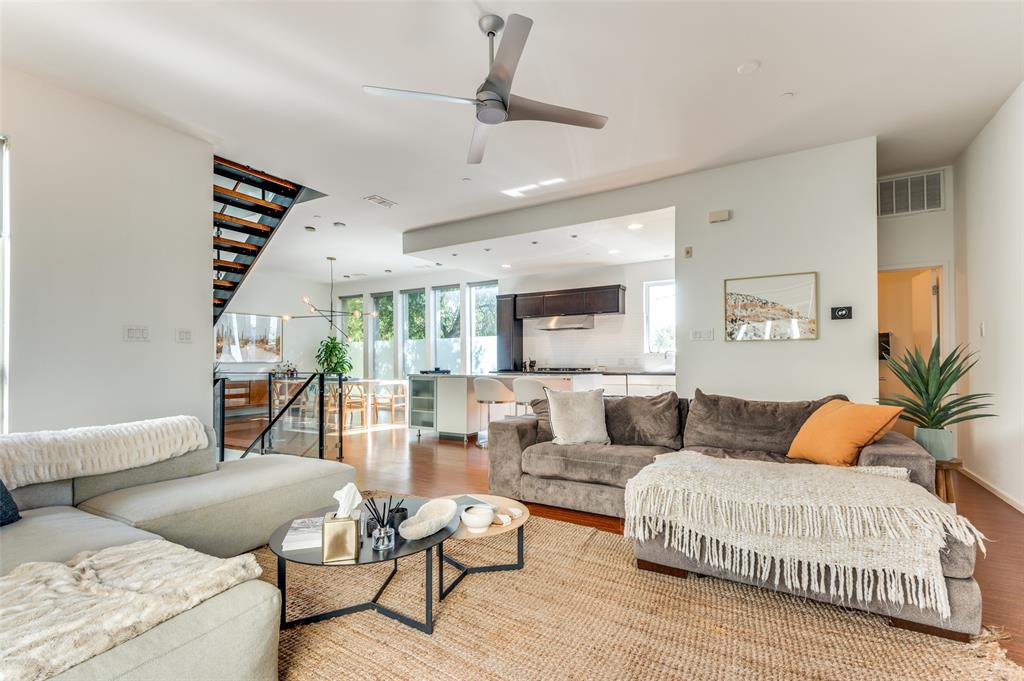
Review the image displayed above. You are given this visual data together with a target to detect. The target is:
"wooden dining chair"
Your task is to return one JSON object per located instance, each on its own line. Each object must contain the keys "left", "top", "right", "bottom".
{"left": 342, "top": 383, "right": 367, "bottom": 430}
{"left": 373, "top": 383, "right": 407, "bottom": 425}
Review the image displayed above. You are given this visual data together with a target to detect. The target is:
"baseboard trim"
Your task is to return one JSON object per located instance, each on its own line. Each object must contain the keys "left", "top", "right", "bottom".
{"left": 959, "top": 467, "right": 1024, "bottom": 514}
{"left": 888, "top": 617, "right": 972, "bottom": 643}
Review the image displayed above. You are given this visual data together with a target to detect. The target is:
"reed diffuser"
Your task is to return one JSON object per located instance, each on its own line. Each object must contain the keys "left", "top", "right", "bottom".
{"left": 364, "top": 497, "right": 400, "bottom": 551}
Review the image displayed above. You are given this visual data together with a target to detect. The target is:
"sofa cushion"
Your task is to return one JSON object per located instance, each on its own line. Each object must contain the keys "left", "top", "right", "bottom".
{"left": 522, "top": 442, "right": 672, "bottom": 488}
{"left": 545, "top": 388, "right": 610, "bottom": 445}
{"left": 0, "top": 506, "right": 160, "bottom": 575}
{"left": 72, "top": 426, "right": 218, "bottom": 505}
{"left": 605, "top": 392, "right": 683, "bottom": 449}
{"left": 78, "top": 455, "right": 356, "bottom": 558}
{"left": 788, "top": 401, "right": 903, "bottom": 466}
{"left": 683, "top": 389, "right": 847, "bottom": 455}
{"left": 529, "top": 399, "right": 555, "bottom": 443}
{"left": 10, "top": 480, "right": 73, "bottom": 511}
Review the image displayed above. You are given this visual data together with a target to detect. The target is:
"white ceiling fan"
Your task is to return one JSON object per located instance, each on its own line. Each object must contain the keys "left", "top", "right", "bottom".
{"left": 363, "top": 13, "right": 608, "bottom": 164}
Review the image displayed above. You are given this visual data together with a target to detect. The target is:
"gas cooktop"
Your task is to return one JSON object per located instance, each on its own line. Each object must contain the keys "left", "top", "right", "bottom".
{"left": 533, "top": 367, "right": 593, "bottom": 373}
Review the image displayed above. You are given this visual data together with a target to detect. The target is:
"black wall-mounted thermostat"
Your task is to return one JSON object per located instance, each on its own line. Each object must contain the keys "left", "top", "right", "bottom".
{"left": 831, "top": 306, "right": 853, "bottom": 320}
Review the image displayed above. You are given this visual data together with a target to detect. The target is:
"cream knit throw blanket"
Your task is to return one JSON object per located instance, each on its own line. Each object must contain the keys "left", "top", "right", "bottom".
{"left": 625, "top": 451, "right": 985, "bottom": 619}
{"left": 0, "top": 415, "right": 208, "bottom": 489}
{"left": 0, "top": 540, "right": 260, "bottom": 681}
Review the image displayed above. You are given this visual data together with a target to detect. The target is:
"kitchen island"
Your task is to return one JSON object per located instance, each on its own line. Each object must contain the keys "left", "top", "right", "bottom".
{"left": 408, "top": 372, "right": 604, "bottom": 441}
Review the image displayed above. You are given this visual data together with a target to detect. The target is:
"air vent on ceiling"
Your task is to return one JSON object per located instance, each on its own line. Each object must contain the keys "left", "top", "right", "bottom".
{"left": 877, "top": 170, "right": 943, "bottom": 217}
{"left": 363, "top": 194, "right": 398, "bottom": 208}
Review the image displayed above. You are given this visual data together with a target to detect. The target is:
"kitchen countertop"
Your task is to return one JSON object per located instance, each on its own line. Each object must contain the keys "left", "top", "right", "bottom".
{"left": 411, "top": 370, "right": 676, "bottom": 378}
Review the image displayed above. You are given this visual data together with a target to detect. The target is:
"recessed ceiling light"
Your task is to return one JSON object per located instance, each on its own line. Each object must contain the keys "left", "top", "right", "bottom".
{"left": 608, "top": 249, "right": 620, "bottom": 255}
{"left": 627, "top": 223, "right": 644, "bottom": 230}
{"left": 461, "top": 177, "right": 472, "bottom": 182}
{"left": 435, "top": 262, "right": 442, "bottom": 267}
{"left": 333, "top": 221, "right": 346, "bottom": 228}
{"left": 304, "top": 225, "right": 316, "bottom": 232}
{"left": 313, "top": 214, "right": 322, "bottom": 219}
{"left": 384, "top": 269, "right": 392, "bottom": 273}
{"left": 737, "top": 60, "right": 761, "bottom": 75}
{"left": 531, "top": 241, "right": 539, "bottom": 245}
{"left": 501, "top": 264, "right": 512, "bottom": 269}
{"left": 451, "top": 253, "right": 458, "bottom": 257}
{"left": 343, "top": 274, "right": 351, "bottom": 279}
{"left": 571, "top": 234, "right": 578, "bottom": 239}
{"left": 538, "top": 178, "right": 565, "bottom": 186}
{"left": 780, "top": 91, "right": 796, "bottom": 99}
{"left": 484, "top": 247, "right": 492, "bottom": 252}
{"left": 662, "top": 254, "right": 671, "bottom": 258}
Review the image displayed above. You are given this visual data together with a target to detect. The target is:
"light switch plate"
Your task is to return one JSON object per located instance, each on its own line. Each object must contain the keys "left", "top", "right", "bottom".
{"left": 683, "top": 246, "right": 693, "bottom": 258}
{"left": 175, "top": 328, "right": 193, "bottom": 344}
{"left": 123, "top": 325, "right": 150, "bottom": 342}
{"left": 689, "top": 329, "right": 715, "bottom": 341}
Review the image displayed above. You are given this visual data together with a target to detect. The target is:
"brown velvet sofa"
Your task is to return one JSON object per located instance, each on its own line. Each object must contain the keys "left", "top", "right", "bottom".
{"left": 487, "top": 390, "right": 981, "bottom": 639}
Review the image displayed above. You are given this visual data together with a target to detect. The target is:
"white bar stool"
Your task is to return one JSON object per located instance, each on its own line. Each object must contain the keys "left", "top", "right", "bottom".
{"left": 473, "top": 377, "right": 515, "bottom": 448}
{"left": 512, "top": 377, "right": 547, "bottom": 415}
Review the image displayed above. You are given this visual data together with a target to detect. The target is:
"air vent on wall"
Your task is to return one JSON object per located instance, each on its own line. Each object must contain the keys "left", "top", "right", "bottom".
{"left": 877, "top": 171, "right": 942, "bottom": 217}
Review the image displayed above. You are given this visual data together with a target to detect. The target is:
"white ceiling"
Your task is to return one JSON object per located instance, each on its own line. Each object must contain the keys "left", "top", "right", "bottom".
{"left": 410, "top": 206, "right": 675, "bottom": 278}
{"left": 3, "top": 2, "right": 1022, "bottom": 283}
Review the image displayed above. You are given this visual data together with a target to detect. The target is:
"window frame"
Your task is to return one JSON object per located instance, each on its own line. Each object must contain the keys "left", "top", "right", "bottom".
{"left": 468, "top": 280, "right": 498, "bottom": 374}
{"left": 643, "top": 280, "right": 676, "bottom": 355}
{"left": 400, "top": 288, "right": 426, "bottom": 377}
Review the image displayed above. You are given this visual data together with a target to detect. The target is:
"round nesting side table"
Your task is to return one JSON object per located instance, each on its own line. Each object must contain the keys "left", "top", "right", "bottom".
{"left": 935, "top": 458, "right": 963, "bottom": 504}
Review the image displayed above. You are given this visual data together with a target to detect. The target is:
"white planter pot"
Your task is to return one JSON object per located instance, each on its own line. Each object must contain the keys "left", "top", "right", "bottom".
{"left": 913, "top": 426, "right": 955, "bottom": 461}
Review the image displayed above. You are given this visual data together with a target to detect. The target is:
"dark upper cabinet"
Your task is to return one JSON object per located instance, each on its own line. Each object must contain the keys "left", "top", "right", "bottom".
{"left": 514, "top": 293, "right": 545, "bottom": 319}
{"left": 496, "top": 294, "right": 523, "bottom": 371}
{"left": 513, "top": 285, "right": 626, "bottom": 319}
{"left": 542, "top": 291, "right": 586, "bottom": 316}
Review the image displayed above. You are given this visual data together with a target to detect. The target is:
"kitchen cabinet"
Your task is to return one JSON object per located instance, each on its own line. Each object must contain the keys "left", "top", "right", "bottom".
{"left": 513, "top": 285, "right": 626, "bottom": 319}
{"left": 625, "top": 374, "right": 677, "bottom": 397}
{"left": 601, "top": 375, "right": 628, "bottom": 397}
{"left": 514, "top": 294, "right": 545, "bottom": 319}
{"left": 496, "top": 294, "right": 523, "bottom": 371}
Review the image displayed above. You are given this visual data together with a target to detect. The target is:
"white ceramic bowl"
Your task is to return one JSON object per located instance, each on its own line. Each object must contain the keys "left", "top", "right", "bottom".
{"left": 460, "top": 506, "right": 494, "bottom": 533}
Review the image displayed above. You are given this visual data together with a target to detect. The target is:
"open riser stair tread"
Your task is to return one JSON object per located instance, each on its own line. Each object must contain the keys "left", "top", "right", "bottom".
{"left": 211, "top": 157, "right": 306, "bottom": 324}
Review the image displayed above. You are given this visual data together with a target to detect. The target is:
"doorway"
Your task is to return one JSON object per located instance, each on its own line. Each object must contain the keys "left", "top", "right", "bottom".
{"left": 877, "top": 267, "right": 941, "bottom": 436}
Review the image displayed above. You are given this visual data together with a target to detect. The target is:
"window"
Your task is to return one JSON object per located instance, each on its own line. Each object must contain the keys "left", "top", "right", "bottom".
{"left": 432, "top": 285, "right": 462, "bottom": 373}
{"left": 371, "top": 292, "right": 394, "bottom": 378}
{"left": 644, "top": 281, "right": 675, "bottom": 354}
{"left": 402, "top": 289, "right": 426, "bottom": 377}
{"left": 0, "top": 136, "right": 7, "bottom": 432}
{"left": 339, "top": 295, "right": 364, "bottom": 378}
{"left": 469, "top": 281, "right": 498, "bottom": 374}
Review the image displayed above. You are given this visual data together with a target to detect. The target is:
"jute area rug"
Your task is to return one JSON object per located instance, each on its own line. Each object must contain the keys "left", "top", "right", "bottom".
{"left": 254, "top": 517, "right": 1022, "bottom": 681}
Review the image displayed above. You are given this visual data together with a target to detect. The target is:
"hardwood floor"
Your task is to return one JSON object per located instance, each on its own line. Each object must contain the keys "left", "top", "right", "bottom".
{"left": 230, "top": 419, "right": 1020, "bottom": 663}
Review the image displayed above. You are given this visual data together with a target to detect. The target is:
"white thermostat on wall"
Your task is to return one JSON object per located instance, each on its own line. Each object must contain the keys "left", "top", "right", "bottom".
{"left": 708, "top": 210, "right": 731, "bottom": 224}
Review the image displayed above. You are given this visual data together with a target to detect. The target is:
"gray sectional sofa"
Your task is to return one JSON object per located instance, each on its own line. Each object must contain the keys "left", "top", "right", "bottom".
{"left": 488, "top": 390, "right": 981, "bottom": 639}
{"left": 1, "top": 425, "right": 356, "bottom": 680}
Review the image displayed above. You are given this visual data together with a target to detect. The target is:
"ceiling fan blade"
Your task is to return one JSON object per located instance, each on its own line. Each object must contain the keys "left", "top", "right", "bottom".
{"left": 467, "top": 122, "right": 490, "bottom": 164}
{"left": 362, "top": 85, "right": 477, "bottom": 106}
{"left": 483, "top": 14, "right": 533, "bottom": 102}
{"left": 506, "top": 95, "right": 608, "bottom": 129}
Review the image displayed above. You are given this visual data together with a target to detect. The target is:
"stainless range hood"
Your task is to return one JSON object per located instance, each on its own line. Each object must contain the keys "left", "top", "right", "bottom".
{"left": 535, "top": 314, "right": 595, "bottom": 331}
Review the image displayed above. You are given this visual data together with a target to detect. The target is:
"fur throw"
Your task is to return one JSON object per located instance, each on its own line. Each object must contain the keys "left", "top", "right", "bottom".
{"left": 0, "top": 416, "right": 208, "bottom": 489}
{"left": 626, "top": 451, "right": 985, "bottom": 619}
{"left": 0, "top": 539, "right": 260, "bottom": 681}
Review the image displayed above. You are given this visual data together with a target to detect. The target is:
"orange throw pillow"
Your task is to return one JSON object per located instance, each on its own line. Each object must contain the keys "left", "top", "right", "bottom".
{"left": 787, "top": 400, "right": 903, "bottom": 466}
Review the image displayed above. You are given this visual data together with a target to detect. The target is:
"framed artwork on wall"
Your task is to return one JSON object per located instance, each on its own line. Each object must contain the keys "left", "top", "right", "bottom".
{"left": 724, "top": 272, "right": 818, "bottom": 341}
{"left": 215, "top": 312, "right": 283, "bottom": 362}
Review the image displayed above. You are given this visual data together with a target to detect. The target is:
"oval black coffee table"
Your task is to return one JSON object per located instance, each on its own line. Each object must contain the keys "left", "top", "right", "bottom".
{"left": 269, "top": 498, "right": 458, "bottom": 634}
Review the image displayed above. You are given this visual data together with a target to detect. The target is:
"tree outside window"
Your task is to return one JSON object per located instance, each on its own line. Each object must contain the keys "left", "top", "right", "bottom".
{"left": 372, "top": 292, "right": 394, "bottom": 378}
{"left": 470, "top": 282, "right": 498, "bottom": 374}
{"left": 402, "top": 289, "right": 426, "bottom": 376}
{"left": 644, "top": 281, "right": 676, "bottom": 354}
{"left": 433, "top": 285, "right": 462, "bottom": 373}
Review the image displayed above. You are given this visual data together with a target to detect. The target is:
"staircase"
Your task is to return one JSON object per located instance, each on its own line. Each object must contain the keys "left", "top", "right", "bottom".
{"left": 212, "top": 156, "right": 305, "bottom": 323}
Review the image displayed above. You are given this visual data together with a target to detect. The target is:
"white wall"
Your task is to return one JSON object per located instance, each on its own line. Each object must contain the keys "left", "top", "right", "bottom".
{"left": 1, "top": 68, "right": 214, "bottom": 432}
{"left": 953, "top": 82, "right": 1024, "bottom": 510}
{"left": 406, "top": 138, "right": 880, "bottom": 402}
{"left": 877, "top": 166, "right": 956, "bottom": 353}
{"left": 220, "top": 267, "right": 332, "bottom": 373}
{"left": 499, "top": 259, "right": 675, "bottom": 371}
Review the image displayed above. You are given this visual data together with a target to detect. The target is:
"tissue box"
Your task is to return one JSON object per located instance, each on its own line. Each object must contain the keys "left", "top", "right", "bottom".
{"left": 322, "top": 513, "right": 359, "bottom": 563}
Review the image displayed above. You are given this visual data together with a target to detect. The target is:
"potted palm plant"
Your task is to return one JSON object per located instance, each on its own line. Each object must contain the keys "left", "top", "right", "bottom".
{"left": 316, "top": 336, "right": 353, "bottom": 376}
{"left": 880, "top": 338, "right": 995, "bottom": 460}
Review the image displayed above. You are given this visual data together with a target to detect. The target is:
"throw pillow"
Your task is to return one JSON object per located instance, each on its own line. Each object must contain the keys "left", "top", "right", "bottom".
{"left": 605, "top": 392, "right": 683, "bottom": 449}
{"left": 683, "top": 389, "right": 848, "bottom": 454}
{"left": 544, "top": 388, "right": 610, "bottom": 445}
{"left": 787, "top": 400, "right": 903, "bottom": 466}
{"left": 1, "top": 478, "right": 21, "bottom": 526}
